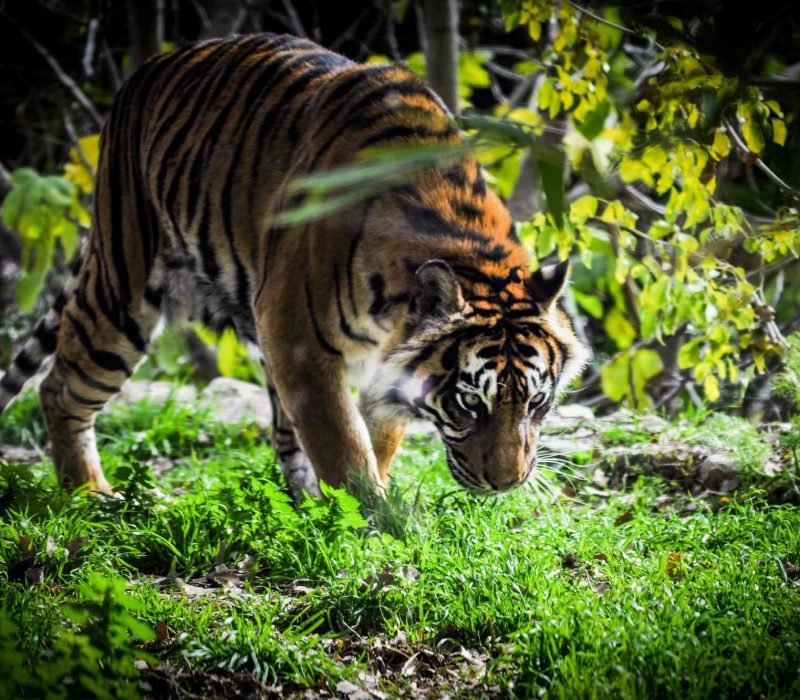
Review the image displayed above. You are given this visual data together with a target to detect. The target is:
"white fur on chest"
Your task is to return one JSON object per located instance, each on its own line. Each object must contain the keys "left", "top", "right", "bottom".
{"left": 345, "top": 349, "right": 383, "bottom": 391}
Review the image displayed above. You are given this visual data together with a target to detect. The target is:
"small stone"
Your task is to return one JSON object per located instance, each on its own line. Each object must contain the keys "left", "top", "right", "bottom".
{"left": 693, "top": 453, "right": 739, "bottom": 493}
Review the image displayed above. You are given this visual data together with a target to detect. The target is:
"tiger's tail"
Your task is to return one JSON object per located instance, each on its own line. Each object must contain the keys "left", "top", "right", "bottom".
{"left": 0, "top": 245, "right": 85, "bottom": 413}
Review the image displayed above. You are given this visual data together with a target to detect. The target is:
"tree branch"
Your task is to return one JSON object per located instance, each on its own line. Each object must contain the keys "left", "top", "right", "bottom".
{"left": 4, "top": 13, "right": 103, "bottom": 130}
{"left": 723, "top": 117, "right": 800, "bottom": 202}
{"left": 81, "top": 18, "right": 99, "bottom": 77}
{"left": 281, "top": 0, "right": 307, "bottom": 38}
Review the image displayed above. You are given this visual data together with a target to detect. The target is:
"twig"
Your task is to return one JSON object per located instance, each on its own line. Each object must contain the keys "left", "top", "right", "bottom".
{"left": 4, "top": 13, "right": 103, "bottom": 129}
{"left": 506, "top": 72, "right": 540, "bottom": 110}
{"left": 329, "top": 10, "right": 369, "bottom": 52}
{"left": 568, "top": 1, "right": 665, "bottom": 50}
{"left": 281, "top": 0, "right": 307, "bottom": 38}
{"left": 723, "top": 117, "right": 800, "bottom": 202}
{"left": 478, "top": 46, "right": 533, "bottom": 61}
{"left": 485, "top": 60, "right": 526, "bottom": 82}
{"left": 414, "top": 0, "right": 428, "bottom": 56}
{"left": 102, "top": 38, "right": 122, "bottom": 91}
{"left": 187, "top": 0, "right": 211, "bottom": 34}
{"left": 653, "top": 378, "right": 687, "bottom": 411}
{"left": 0, "top": 160, "right": 12, "bottom": 195}
{"left": 230, "top": 7, "right": 250, "bottom": 34}
{"left": 488, "top": 72, "right": 508, "bottom": 104}
{"left": 623, "top": 184, "right": 666, "bottom": 216}
{"left": 82, "top": 17, "right": 99, "bottom": 77}
{"left": 386, "top": 5, "right": 400, "bottom": 61}
{"left": 62, "top": 111, "right": 96, "bottom": 175}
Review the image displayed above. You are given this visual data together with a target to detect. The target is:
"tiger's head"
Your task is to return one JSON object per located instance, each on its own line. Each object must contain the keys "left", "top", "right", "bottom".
{"left": 367, "top": 259, "right": 589, "bottom": 494}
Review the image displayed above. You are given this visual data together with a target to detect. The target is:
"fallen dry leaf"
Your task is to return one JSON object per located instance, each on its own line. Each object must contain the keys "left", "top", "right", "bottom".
{"left": 155, "top": 621, "right": 170, "bottom": 643}
{"left": 25, "top": 566, "right": 44, "bottom": 585}
{"left": 666, "top": 552, "right": 683, "bottom": 579}
{"left": 783, "top": 562, "right": 800, "bottom": 581}
{"left": 562, "top": 552, "right": 579, "bottom": 569}
{"left": 614, "top": 511, "right": 634, "bottom": 526}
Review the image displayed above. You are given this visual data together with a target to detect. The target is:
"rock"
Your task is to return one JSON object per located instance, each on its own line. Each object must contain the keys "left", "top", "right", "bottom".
{"left": 692, "top": 452, "right": 739, "bottom": 494}
{"left": 199, "top": 377, "right": 272, "bottom": 428}
{"left": 0, "top": 445, "right": 42, "bottom": 465}
{"left": 114, "top": 380, "right": 197, "bottom": 406}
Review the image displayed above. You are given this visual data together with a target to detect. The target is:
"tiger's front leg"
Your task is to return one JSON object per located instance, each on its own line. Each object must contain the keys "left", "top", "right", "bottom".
{"left": 257, "top": 266, "right": 385, "bottom": 497}
{"left": 266, "top": 382, "right": 320, "bottom": 499}
{"left": 266, "top": 353, "right": 382, "bottom": 495}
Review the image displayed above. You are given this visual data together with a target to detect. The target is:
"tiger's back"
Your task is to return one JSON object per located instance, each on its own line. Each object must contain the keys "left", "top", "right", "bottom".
{"left": 0, "top": 34, "right": 588, "bottom": 497}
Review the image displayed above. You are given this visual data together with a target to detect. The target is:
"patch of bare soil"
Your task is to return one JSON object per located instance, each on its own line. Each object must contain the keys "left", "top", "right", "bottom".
{"left": 142, "top": 633, "right": 499, "bottom": 700}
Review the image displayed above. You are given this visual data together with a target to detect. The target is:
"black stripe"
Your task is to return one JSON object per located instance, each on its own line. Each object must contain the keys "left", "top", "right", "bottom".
{"left": 149, "top": 39, "right": 249, "bottom": 156}
{"left": 74, "top": 287, "right": 98, "bottom": 325}
{"left": 91, "top": 274, "right": 148, "bottom": 353}
{"left": 305, "top": 283, "right": 342, "bottom": 357}
{"left": 14, "top": 350, "right": 39, "bottom": 377}
{"left": 144, "top": 286, "right": 163, "bottom": 310}
{"left": 62, "top": 358, "right": 120, "bottom": 394}
{"left": 65, "top": 312, "right": 131, "bottom": 376}
{"left": 315, "top": 64, "right": 391, "bottom": 119}
{"left": 248, "top": 51, "right": 340, "bottom": 190}
{"left": 399, "top": 201, "right": 507, "bottom": 258}
{"left": 196, "top": 196, "right": 220, "bottom": 280}
{"left": 454, "top": 202, "right": 483, "bottom": 221}
{"left": 359, "top": 124, "right": 455, "bottom": 151}
{"left": 406, "top": 344, "right": 437, "bottom": 373}
{"left": 154, "top": 38, "right": 262, "bottom": 214}
{"left": 34, "top": 322, "right": 58, "bottom": 354}
{"left": 0, "top": 373, "right": 23, "bottom": 394}
{"left": 54, "top": 291, "right": 68, "bottom": 314}
{"left": 333, "top": 266, "right": 377, "bottom": 346}
{"left": 346, "top": 201, "right": 373, "bottom": 316}
{"left": 349, "top": 81, "right": 437, "bottom": 119}
{"left": 65, "top": 384, "right": 107, "bottom": 409}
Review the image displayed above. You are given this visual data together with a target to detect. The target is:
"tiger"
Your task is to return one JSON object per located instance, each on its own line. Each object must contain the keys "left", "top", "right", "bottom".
{"left": 0, "top": 33, "right": 588, "bottom": 498}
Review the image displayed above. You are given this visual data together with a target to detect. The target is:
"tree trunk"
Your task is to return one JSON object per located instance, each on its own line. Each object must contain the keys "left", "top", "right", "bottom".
{"left": 422, "top": 0, "right": 459, "bottom": 116}
{"left": 127, "top": 0, "right": 164, "bottom": 73}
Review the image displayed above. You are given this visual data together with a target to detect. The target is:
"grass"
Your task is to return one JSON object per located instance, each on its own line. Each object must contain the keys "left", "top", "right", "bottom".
{"left": 1, "top": 392, "right": 800, "bottom": 698}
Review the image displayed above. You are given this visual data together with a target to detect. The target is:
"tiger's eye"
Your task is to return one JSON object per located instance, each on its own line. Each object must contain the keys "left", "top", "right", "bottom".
{"left": 529, "top": 392, "right": 547, "bottom": 409}
{"left": 462, "top": 393, "right": 481, "bottom": 408}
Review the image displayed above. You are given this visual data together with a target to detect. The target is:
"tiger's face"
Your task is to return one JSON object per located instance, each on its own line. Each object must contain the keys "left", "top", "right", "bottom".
{"left": 367, "top": 259, "right": 588, "bottom": 494}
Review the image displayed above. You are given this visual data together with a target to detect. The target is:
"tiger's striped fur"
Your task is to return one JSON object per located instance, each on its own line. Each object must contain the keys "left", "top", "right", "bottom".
{"left": 0, "top": 34, "right": 588, "bottom": 496}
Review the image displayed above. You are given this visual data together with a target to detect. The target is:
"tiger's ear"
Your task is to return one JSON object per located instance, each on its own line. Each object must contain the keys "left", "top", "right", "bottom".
{"left": 412, "top": 260, "right": 464, "bottom": 319}
{"left": 526, "top": 260, "right": 569, "bottom": 312}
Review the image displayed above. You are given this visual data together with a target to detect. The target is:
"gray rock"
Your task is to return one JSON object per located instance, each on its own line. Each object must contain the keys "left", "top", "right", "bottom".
{"left": 113, "top": 380, "right": 197, "bottom": 406}
{"left": 692, "top": 452, "right": 739, "bottom": 494}
{"left": 199, "top": 377, "right": 272, "bottom": 428}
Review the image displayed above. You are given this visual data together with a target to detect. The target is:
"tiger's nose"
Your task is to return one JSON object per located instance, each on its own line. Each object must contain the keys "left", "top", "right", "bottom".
{"left": 483, "top": 469, "right": 522, "bottom": 492}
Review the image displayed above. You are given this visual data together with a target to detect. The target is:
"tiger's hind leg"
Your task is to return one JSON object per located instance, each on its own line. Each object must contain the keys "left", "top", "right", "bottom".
{"left": 266, "top": 383, "right": 320, "bottom": 499}
{"left": 39, "top": 256, "right": 162, "bottom": 493}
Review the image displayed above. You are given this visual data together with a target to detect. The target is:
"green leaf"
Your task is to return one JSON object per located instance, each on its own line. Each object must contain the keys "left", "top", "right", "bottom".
{"left": 631, "top": 348, "right": 663, "bottom": 406}
{"left": 742, "top": 119, "right": 765, "bottom": 154}
{"left": 538, "top": 157, "right": 565, "bottom": 230}
{"left": 772, "top": 118, "right": 787, "bottom": 146}
{"left": 573, "top": 290, "right": 603, "bottom": 319}
{"left": 574, "top": 100, "right": 610, "bottom": 141}
{"left": 537, "top": 78, "right": 554, "bottom": 111}
{"left": 703, "top": 374, "right": 720, "bottom": 402}
{"left": 600, "top": 351, "right": 630, "bottom": 402}
{"left": 603, "top": 307, "right": 636, "bottom": 349}
{"left": 570, "top": 195, "right": 598, "bottom": 222}
{"left": 217, "top": 328, "right": 240, "bottom": 377}
{"left": 712, "top": 131, "right": 731, "bottom": 158}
